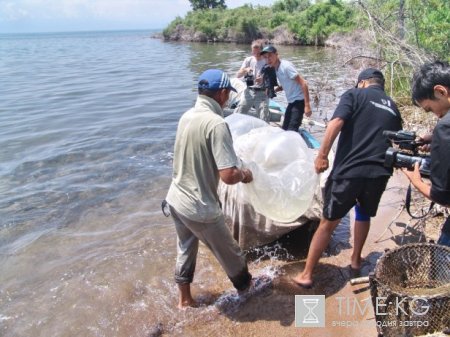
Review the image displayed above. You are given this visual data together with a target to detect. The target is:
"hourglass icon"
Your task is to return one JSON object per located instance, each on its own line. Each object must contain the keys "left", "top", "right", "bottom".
{"left": 302, "top": 298, "right": 319, "bottom": 324}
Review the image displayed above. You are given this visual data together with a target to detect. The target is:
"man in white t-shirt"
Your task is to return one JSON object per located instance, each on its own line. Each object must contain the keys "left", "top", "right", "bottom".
{"left": 235, "top": 39, "right": 270, "bottom": 122}
{"left": 261, "top": 45, "right": 312, "bottom": 130}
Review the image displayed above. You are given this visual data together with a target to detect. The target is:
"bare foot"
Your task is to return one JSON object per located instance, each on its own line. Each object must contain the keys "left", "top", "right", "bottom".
{"left": 350, "top": 256, "right": 364, "bottom": 270}
{"left": 177, "top": 283, "right": 197, "bottom": 309}
{"left": 291, "top": 273, "right": 314, "bottom": 289}
{"left": 177, "top": 298, "right": 198, "bottom": 309}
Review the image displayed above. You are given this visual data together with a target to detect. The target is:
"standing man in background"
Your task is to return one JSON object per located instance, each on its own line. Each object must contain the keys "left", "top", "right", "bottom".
{"left": 261, "top": 45, "right": 312, "bottom": 131}
{"left": 293, "top": 68, "right": 402, "bottom": 288}
{"left": 166, "top": 69, "right": 254, "bottom": 308}
{"left": 235, "top": 39, "right": 270, "bottom": 122}
{"left": 402, "top": 61, "right": 450, "bottom": 247}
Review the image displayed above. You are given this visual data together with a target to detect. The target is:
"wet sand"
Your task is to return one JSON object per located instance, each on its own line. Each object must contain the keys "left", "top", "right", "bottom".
{"left": 162, "top": 171, "right": 443, "bottom": 337}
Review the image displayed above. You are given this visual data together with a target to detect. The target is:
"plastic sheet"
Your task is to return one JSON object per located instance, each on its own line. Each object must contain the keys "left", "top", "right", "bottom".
{"left": 225, "top": 111, "right": 268, "bottom": 138}
{"left": 225, "top": 113, "right": 318, "bottom": 223}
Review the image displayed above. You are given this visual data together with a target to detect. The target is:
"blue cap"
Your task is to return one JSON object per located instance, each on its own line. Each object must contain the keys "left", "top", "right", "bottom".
{"left": 198, "top": 69, "right": 237, "bottom": 92}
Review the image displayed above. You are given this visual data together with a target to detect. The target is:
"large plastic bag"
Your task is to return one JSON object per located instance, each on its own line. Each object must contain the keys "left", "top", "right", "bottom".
{"left": 225, "top": 113, "right": 318, "bottom": 223}
{"left": 225, "top": 112, "right": 268, "bottom": 138}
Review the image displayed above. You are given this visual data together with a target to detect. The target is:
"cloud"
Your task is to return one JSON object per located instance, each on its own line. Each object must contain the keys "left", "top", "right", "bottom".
{"left": 0, "top": 0, "right": 275, "bottom": 32}
{"left": 0, "top": 0, "right": 189, "bottom": 20}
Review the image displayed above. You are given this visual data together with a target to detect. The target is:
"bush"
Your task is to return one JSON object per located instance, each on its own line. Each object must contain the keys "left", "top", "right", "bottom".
{"left": 163, "top": 0, "right": 355, "bottom": 45}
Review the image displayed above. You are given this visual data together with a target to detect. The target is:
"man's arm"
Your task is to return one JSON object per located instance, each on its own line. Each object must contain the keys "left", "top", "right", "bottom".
{"left": 236, "top": 67, "right": 251, "bottom": 78}
{"left": 315, "top": 117, "right": 344, "bottom": 173}
{"left": 402, "top": 163, "right": 431, "bottom": 199}
{"left": 403, "top": 124, "right": 450, "bottom": 207}
{"left": 295, "top": 74, "right": 312, "bottom": 117}
{"left": 236, "top": 58, "right": 251, "bottom": 78}
{"left": 219, "top": 167, "right": 253, "bottom": 184}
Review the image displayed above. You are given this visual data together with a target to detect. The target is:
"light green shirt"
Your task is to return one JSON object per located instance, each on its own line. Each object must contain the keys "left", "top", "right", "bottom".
{"left": 166, "top": 95, "right": 239, "bottom": 222}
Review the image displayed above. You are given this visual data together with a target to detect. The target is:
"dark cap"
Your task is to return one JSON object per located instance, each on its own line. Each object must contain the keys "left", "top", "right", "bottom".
{"left": 198, "top": 69, "right": 237, "bottom": 92}
{"left": 356, "top": 68, "right": 384, "bottom": 87}
{"left": 260, "top": 45, "right": 277, "bottom": 55}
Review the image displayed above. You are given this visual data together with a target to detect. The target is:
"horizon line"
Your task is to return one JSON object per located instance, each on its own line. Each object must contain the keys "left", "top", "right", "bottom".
{"left": 0, "top": 27, "right": 163, "bottom": 35}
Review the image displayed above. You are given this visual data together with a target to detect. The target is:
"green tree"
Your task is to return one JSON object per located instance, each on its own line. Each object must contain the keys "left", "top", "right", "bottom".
{"left": 355, "top": 0, "right": 449, "bottom": 102}
{"left": 189, "top": 0, "right": 227, "bottom": 10}
{"left": 163, "top": 0, "right": 355, "bottom": 45}
{"left": 273, "top": 0, "right": 310, "bottom": 12}
{"left": 407, "top": 0, "right": 449, "bottom": 61}
{"left": 290, "top": 0, "right": 355, "bottom": 45}
{"left": 357, "top": 0, "right": 449, "bottom": 62}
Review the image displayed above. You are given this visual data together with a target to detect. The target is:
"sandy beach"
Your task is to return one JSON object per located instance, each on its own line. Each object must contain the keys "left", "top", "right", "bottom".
{"left": 163, "top": 171, "right": 444, "bottom": 337}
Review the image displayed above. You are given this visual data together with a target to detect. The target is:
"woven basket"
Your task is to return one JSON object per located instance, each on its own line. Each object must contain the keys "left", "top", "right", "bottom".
{"left": 369, "top": 243, "right": 450, "bottom": 337}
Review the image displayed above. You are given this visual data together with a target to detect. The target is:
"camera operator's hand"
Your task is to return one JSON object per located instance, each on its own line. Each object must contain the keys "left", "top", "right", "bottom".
{"left": 402, "top": 162, "right": 421, "bottom": 181}
{"left": 314, "top": 155, "right": 329, "bottom": 174}
{"left": 255, "top": 75, "right": 263, "bottom": 85}
{"left": 418, "top": 133, "right": 432, "bottom": 152}
{"left": 420, "top": 133, "right": 432, "bottom": 143}
{"left": 401, "top": 162, "right": 432, "bottom": 200}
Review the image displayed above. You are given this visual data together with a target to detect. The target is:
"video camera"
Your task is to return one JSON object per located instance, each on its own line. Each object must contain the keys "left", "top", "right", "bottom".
{"left": 383, "top": 130, "right": 431, "bottom": 177}
{"left": 244, "top": 70, "right": 254, "bottom": 87}
{"left": 260, "top": 64, "right": 277, "bottom": 98}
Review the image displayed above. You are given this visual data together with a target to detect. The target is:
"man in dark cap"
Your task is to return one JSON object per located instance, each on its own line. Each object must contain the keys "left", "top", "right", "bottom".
{"left": 293, "top": 68, "right": 403, "bottom": 288}
{"left": 261, "top": 45, "right": 312, "bottom": 131}
{"left": 166, "top": 69, "right": 254, "bottom": 308}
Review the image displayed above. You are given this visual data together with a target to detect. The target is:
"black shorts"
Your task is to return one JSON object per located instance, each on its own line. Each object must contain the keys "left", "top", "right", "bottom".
{"left": 323, "top": 177, "right": 389, "bottom": 221}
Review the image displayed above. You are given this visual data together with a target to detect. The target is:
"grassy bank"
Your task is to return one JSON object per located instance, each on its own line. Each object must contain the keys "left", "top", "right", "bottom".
{"left": 163, "top": 1, "right": 355, "bottom": 45}
{"left": 162, "top": 0, "right": 449, "bottom": 102}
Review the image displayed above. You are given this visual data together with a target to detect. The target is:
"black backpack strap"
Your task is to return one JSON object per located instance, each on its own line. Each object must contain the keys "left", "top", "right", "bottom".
{"left": 405, "top": 183, "right": 435, "bottom": 219}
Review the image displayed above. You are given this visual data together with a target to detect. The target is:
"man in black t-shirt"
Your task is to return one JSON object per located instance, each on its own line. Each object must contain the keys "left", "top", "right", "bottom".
{"left": 402, "top": 61, "right": 450, "bottom": 247}
{"left": 293, "top": 68, "right": 403, "bottom": 288}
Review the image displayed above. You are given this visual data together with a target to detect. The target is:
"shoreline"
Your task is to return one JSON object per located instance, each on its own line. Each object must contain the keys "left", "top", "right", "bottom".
{"left": 168, "top": 171, "right": 444, "bottom": 336}
{"left": 154, "top": 29, "right": 372, "bottom": 51}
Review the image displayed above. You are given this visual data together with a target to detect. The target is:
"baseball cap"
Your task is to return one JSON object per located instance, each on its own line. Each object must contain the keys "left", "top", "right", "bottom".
{"left": 356, "top": 68, "right": 384, "bottom": 87}
{"left": 198, "top": 69, "right": 236, "bottom": 92}
{"left": 260, "top": 45, "right": 277, "bottom": 55}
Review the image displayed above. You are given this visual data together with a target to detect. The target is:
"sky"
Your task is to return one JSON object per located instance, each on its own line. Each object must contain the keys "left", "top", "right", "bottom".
{"left": 0, "top": 0, "right": 276, "bottom": 33}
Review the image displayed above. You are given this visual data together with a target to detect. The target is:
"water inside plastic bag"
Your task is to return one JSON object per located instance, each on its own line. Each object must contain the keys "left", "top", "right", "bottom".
{"left": 225, "top": 113, "right": 318, "bottom": 223}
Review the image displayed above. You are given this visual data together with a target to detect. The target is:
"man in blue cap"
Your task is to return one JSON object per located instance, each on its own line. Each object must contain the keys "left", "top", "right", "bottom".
{"left": 293, "top": 68, "right": 403, "bottom": 288}
{"left": 166, "top": 69, "right": 254, "bottom": 308}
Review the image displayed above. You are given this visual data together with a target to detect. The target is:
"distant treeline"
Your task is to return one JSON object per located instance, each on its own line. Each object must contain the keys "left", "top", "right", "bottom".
{"left": 163, "top": 0, "right": 354, "bottom": 45}
{"left": 163, "top": 0, "right": 449, "bottom": 63}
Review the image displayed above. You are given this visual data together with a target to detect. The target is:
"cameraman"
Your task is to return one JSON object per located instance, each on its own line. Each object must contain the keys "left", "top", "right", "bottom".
{"left": 402, "top": 61, "right": 450, "bottom": 247}
{"left": 235, "top": 39, "right": 270, "bottom": 122}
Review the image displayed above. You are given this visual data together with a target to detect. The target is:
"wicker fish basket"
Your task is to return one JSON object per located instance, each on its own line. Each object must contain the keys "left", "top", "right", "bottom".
{"left": 369, "top": 243, "right": 450, "bottom": 337}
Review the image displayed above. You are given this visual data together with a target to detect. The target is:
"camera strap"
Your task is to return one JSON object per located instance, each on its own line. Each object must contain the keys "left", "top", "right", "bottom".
{"left": 405, "top": 184, "right": 435, "bottom": 219}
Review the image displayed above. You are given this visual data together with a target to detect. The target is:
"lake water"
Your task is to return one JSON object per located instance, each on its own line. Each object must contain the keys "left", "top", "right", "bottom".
{"left": 0, "top": 30, "right": 355, "bottom": 336}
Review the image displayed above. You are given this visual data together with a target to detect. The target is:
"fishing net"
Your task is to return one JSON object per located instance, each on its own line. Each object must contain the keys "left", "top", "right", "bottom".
{"left": 369, "top": 243, "right": 450, "bottom": 337}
